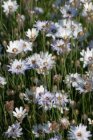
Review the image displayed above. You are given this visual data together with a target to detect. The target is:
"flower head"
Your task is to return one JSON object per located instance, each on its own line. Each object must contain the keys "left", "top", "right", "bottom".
{"left": 5, "top": 123, "right": 22, "bottom": 139}
{"left": 2, "top": 0, "right": 18, "bottom": 16}
{"left": 0, "top": 76, "right": 6, "bottom": 86}
{"left": 26, "top": 28, "right": 39, "bottom": 41}
{"left": 8, "top": 59, "right": 28, "bottom": 74}
{"left": 13, "top": 106, "right": 28, "bottom": 122}
{"left": 80, "top": 48, "right": 93, "bottom": 67}
{"left": 68, "top": 124, "right": 91, "bottom": 140}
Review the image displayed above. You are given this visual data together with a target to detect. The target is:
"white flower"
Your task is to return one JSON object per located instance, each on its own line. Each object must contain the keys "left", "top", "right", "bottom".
{"left": 13, "top": 106, "right": 27, "bottom": 121}
{"left": 37, "top": 91, "right": 54, "bottom": 110}
{"left": 82, "top": 2, "right": 93, "bottom": 16}
{"left": 60, "top": 4, "right": 75, "bottom": 18}
{"left": 32, "top": 124, "right": 45, "bottom": 137}
{"left": 26, "top": 53, "right": 40, "bottom": 68}
{"left": 68, "top": 124, "right": 91, "bottom": 140}
{"left": 6, "top": 40, "right": 23, "bottom": 55}
{"left": 0, "top": 76, "right": 6, "bottom": 86}
{"left": 2, "top": 0, "right": 18, "bottom": 16}
{"left": 34, "top": 20, "right": 48, "bottom": 31}
{"left": 84, "top": 2, "right": 93, "bottom": 12}
{"left": 80, "top": 48, "right": 93, "bottom": 67}
{"left": 46, "top": 22, "right": 61, "bottom": 39}
{"left": 35, "top": 85, "right": 45, "bottom": 99}
{"left": 88, "top": 118, "right": 93, "bottom": 125}
{"left": 26, "top": 28, "right": 39, "bottom": 41}
{"left": 8, "top": 59, "right": 28, "bottom": 74}
{"left": 19, "top": 39, "right": 33, "bottom": 52}
{"left": 54, "top": 92, "right": 69, "bottom": 107}
{"left": 36, "top": 52, "right": 55, "bottom": 74}
{"left": 5, "top": 123, "right": 23, "bottom": 139}
{"left": 65, "top": 73, "right": 83, "bottom": 88}
{"left": 51, "top": 39, "right": 71, "bottom": 55}
{"left": 55, "top": 26, "right": 72, "bottom": 39}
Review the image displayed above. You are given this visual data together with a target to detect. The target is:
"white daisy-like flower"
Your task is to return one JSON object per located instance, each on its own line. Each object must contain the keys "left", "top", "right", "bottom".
{"left": 32, "top": 124, "right": 45, "bottom": 137}
{"left": 51, "top": 39, "right": 71, "bottom": 55}
{"left": 2, "top": 0, "right": 18, "bottom": 16}
{"left": 34, "top": 20, "right": 48, "bottom": 31}
{"left": 46, "top": 22, "right": 62, "bottom": 39}
{"left": 55, "top": 92, "right": 69, "bottom": 106}
{"left": 82, "top": 2, "right": 93, "bottom": 17}
{"left": 37, "top": 91, "right": 54, "bottom": 110}
{"left": 19, "top": 39, "right": 33, "bottom": 52}
{"left": 60, "top": 4, "right": 76, "bottom": 18}
{"left": 80, "top": 48, "right": 93, "bottom": 67}
{"left": 55, "top": 25, "right": 72, "bottom": 39}
{"left": 8, "top": 59, "right": 28, "bottom": 74}
{"left": 36, "top": 52, "right": 55, "bottom": 74}
{"left": 84, "top": 2, "right": 93, "bottom": 12}
{"left": 6, "top": 40, "right": 23, "bottom": 55}
{"left": 68, "top": 124, "right": 91, "bottom": 140}
{"left": 5, "top": 123, "right": 23, "bottom": 139}
{"left": 13, "top": 106, "right": 28, "bottom": 122}
{"left": 0, "top": 76, "right": 6, "bottom": 86}
{"left": 26, "top": 28, "right": 39, "bottom": 41}
{"left": 65, "top": 73, "right": 84, "bottom": 88}
{"left": 88, "top": 118, "right": 93, "bottom": 125}
{"left": 35, "top": 85, "right": 45, "bottom": 99}
{"left": 26, "top": 53, "right": 40, "bottom": 68}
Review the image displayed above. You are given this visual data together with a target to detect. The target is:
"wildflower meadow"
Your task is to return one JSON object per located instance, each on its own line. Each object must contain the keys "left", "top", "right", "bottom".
{"left": 0, "top": 0, "right": 93, "bottom": 139}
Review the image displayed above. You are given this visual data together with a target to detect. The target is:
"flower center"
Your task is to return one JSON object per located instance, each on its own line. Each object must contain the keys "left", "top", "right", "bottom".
{"left": 77, "top": 132, "right": 82, "bottom": 137}
{"left": 57, "top": 96, "right": 62, "bottom": 101}
{"left": 12, "top": 48, "right": 18, "bottom": 53}
{"left": 23, "top": 43, "right": 27, "bottom": 48}
{"left": 8, "top": 5, "right": 13, "bottom": 11}
{"left": 88, "top": 57, "right": 93, "bottom": 61}
{"left": 17, "top": 113, "right": 22, "bottom": 118}
{"left": 16, "top": 65, "right": 22, "bottom": 70}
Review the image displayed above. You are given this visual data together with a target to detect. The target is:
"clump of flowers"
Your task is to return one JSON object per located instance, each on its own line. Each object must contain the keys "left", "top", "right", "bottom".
{"left": 26, "top": 52, "right": 55, "bottom": 74}
{"left": 0, "top": 0, "right": 93, "bottom": 139}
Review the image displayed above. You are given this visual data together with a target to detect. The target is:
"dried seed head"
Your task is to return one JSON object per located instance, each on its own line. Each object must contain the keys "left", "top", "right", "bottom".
{"left": 70, "top": 100, "right": 76, "bottom": 108}
{"left": 3, "top": 40, "right": 7, "bottom": 48}
{"left": 82, "top": 114, "right": 88, "bottom": 121}
{"left": 7, "top": 90, "right": 15, "bottom": 96}
{"left": 24, "top": 104, "right": 29, "bottom": 112}
{"left": 19, "top": 93, "right": 24, "bottom": 100}
{"left": 53, "top": 74, "right": 62, "bottom": 83}
{"left": 5, "top": 100, "right": 14, "bottom": 113}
